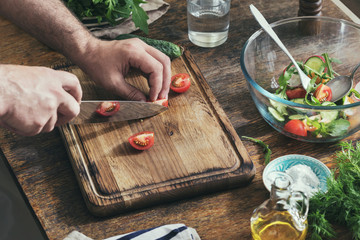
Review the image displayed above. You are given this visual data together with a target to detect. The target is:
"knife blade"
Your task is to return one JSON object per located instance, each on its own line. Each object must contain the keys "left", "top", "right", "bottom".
{"left": 69, "top": 100, "right": 167, "bottom": 124}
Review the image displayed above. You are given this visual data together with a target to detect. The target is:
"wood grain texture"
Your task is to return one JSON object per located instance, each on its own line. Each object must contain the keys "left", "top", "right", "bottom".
{"left": 59, "top": 49, "right": 255, "bottom": 216}
{"left": 0, "top": 0, "right": 358, "bottom": 239}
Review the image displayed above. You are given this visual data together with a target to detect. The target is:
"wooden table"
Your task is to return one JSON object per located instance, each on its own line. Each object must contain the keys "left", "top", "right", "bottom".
{"left": 0, "top": 0, "right": 359, "bottom": 239}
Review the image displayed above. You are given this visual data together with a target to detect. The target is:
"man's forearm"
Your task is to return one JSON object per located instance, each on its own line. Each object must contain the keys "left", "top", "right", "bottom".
{"left": 0, "top": 0, "right": 95, "bottom": 63}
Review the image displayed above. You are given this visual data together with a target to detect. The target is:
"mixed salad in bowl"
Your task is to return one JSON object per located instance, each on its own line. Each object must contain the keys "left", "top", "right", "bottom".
{"left": 268, "top": 53, "right": 360, "bottom": 139}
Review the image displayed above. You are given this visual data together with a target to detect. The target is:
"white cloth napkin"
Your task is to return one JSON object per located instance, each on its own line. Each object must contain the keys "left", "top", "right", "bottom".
{"left": 64, "top": 224, "right": 201, "bottom": 240}
{"left": 90, "top": 0, "right": 170, "bottom": 39}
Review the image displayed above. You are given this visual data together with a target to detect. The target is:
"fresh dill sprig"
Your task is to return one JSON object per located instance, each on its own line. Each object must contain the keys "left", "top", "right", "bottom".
{"left": 308, "top": 141, "right": 360, "bottom": 239}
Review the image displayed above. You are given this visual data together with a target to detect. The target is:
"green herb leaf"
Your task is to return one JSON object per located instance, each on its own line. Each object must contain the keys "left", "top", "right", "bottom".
{"left": 327, "top": 119, "right": 350, "bottom": 137}
{"left": 242, "top": 136, "right": 272, "bottom": 165}
{"left": 127, "top": 0, "right": 149, "bottom": 34}
{"left": 322, "top": 53, "right": 335, "bottom": 79}
{"left": 350, "top": 88, "right": 360, "bottom": 99}
{"left": 308, "top": 141, "right": 360, "bottom": 239}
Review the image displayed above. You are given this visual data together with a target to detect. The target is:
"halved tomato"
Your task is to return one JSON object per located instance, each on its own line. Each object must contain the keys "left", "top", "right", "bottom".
{"left": 286, "top": 87, "right": 307, "bottom": 100}
{"left": 128, "top": 131, "right": 154, "bottom": 150}
{"left": 284, "top": 119, "right": 307, "bottom": 137}
{"left": 95, "top": 101, "right": 120, "bottom": 116}
{"left": 314, "top": 84, "right": 332, "bottom": 102}
{"left": 170, "top": 73, "right": 191, "bottom": 93}
{"left": 147, "top": 98, "right": 168, "bottom": 107}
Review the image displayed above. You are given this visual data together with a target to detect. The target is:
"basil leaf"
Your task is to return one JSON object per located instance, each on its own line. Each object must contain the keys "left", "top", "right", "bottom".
{"left": 128, "top": 0, "right": 149, "bottom": 34}
{"left": 328, "top": 119, "right": 350, "bottom": 137}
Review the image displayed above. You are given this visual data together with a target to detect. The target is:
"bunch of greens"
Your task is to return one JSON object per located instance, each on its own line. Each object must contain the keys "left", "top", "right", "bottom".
{"left": 308, "top": 141, "right": 360, "bottom": 239}
{"left": 64, "top": 0, "right": 149, "bottom": 34}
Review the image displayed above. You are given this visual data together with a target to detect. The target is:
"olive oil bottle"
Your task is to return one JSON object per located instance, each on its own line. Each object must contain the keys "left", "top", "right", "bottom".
{"left": 250, "top": 174, "right": 309, "bottom": 240}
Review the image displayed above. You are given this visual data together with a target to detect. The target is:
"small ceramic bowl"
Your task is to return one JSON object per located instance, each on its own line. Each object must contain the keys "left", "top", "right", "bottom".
{"left": 263, "top": 154, "right": 331, "bottom": 194}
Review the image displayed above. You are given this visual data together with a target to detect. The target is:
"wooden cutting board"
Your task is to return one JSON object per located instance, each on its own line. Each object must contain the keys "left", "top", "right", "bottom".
{"left": 59, "top": 50, "right": 255, "bottom": 216}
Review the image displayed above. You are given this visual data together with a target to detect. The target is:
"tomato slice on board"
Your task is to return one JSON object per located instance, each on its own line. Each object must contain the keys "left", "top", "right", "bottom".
{"left": 95, "top": 101, "right": 120, "bottom": 116}
{"left": 147, "top": 98, "right": 168, "bottom": 107}
{"left": 314, "top": 84, "right": 332, "bottom": 102}
{"left": 170, "top": 73, "right": 191, "bottom": 93}
{"left": 286, "top": 87, "right": 307, "bottom": 100}
{"left": 128, "top": 131, "right": 155, "bottom": 150}
{"left": 284, "top": 119, "right": 307, "bottom": 137}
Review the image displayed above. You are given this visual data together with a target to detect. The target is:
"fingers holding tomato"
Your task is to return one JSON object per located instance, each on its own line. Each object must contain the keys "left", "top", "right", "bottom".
{"left": 147, "top": 98, "right": 169, "bottom": 107}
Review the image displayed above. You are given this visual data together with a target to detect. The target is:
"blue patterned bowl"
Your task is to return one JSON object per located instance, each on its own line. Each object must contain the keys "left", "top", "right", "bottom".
{"left": 263, "top": 154, "right": 331, "bottom": 194}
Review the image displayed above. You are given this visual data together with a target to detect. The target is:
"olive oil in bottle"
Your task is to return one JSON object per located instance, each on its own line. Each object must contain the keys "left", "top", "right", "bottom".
{"left": 250, "top": 174, "right": 309, "bottom": 240}
{"left": 251, "top": 211, "right": 307, "bottom": 240}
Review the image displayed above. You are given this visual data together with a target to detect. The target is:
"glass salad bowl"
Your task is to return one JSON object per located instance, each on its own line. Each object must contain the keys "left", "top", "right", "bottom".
{"left": 240, "top": 16, "right": 360, "bottom": 142}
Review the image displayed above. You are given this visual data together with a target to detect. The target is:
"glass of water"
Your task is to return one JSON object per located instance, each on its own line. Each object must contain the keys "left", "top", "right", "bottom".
{"left": 187, "top": 0, "right": 231, "bottom": 48}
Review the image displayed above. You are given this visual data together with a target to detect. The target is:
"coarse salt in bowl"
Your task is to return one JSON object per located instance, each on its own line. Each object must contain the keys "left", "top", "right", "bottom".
{"left": 263, "top": 154, "right": 331, "bottom": 197}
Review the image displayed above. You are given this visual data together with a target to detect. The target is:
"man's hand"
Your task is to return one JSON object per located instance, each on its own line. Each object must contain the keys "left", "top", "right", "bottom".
{"left": 0, "top": 65, "right": 82, "bottom": 136}
{"left": 77, "top": 38, "right": 171, "bottom": 102}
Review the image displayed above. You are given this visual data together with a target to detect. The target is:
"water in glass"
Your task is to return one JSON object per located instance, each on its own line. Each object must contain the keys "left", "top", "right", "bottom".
{"left": 187, "top": 0, "right": 230, "bottom": 47}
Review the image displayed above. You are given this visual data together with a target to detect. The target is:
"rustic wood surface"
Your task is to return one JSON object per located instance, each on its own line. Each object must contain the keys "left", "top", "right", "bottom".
{"left": 59, "top": 52, "right": 254, "bottom": 216}
{"left": 0, "top": 0, "right": 358, "bottom": 239}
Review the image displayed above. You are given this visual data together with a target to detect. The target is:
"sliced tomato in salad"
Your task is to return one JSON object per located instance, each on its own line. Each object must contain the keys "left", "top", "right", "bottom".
{"left": 314, "top": 84, "right": 332, "bottom": 102}
{"left": 147, "top": 98, "right": 168, "bottom": 107}
{"left": 170, "top": 73, "right": 191, "bottom": 93}
{"left": 284, "top": 119, "right": 307, "bottom": 137}
{"left": 286, "top": 87, "right": 307, "bottom": 99}
{"left": 128, "top": 131, "right": 155, "bottom": 150}
{"left": 95, "top": 101, "right": 120, "bottom": 116}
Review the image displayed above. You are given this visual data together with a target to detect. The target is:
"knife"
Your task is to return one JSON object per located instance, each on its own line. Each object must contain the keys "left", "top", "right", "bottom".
{"left": 69, "top": 100, "right": 167, "bottom": 124}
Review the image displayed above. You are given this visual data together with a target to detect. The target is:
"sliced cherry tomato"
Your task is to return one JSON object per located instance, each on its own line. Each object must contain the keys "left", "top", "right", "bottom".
{"left": 95, "top": 101, "right": 120, "bottom": 116}
{"left": 284, "top": 119, "right": 307, "bottom": 137}
{"left": 147, "top": 98, "right": 168, "bottom": 107}
{"left": 314, "top": 84, "right": 332, "bottom": 102}
{"left": 128, "top": 131, "right": 155, "bottom": 150}
{"left": 170, "top": 73, "right": 191, "bottom": 93}
{"left": 286, "top": 87, "right": 307, "bottom": 100}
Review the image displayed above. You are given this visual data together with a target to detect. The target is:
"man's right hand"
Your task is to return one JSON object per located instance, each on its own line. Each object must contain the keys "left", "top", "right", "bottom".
{"left": 0, "top": 65, "right": 82, "bottom": 136}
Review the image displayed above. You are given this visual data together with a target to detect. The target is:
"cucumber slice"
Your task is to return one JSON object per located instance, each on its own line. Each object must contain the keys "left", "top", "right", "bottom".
{"left": 320, "top": 101, "right": 338, "bottom": 123}
{"left": 291, "top": 98, "right": 306, "bottom": 105}
{"left": 289, "top": 114, "right": 306, "bottom": 120}
{"left": 289, "top": 98, "right": 307, "bottom": 114}
{"left": 304, "top": 55, "right": 326, "bottom": 74}
{"left": 269, "top": 99, "right": 288, "bottom": 116}
{"left": 268, "top": 107, "right": 285, "bottom": 122}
